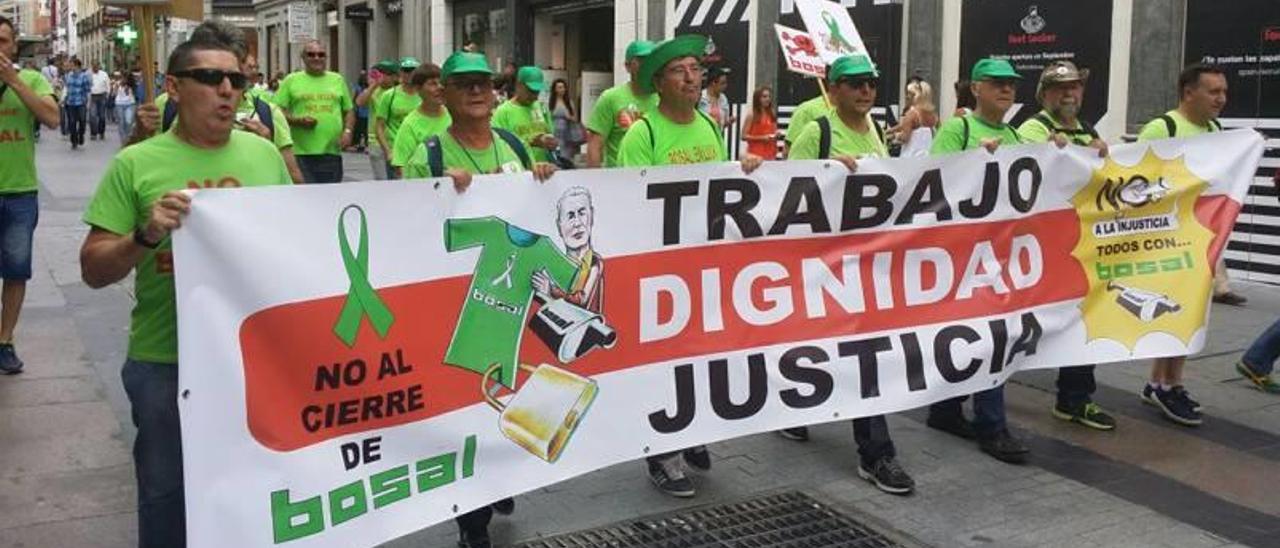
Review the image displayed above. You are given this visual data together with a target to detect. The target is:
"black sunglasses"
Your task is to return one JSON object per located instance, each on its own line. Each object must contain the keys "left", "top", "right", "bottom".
{"left": 304, "top": 51, "right": 327, "bottom": 59}
{"left": 447, "top": 75, "right": 493, "bottom": 90}
{"left": 171, "top": 69, "right": 249, "bottom": 90}
{"left": 837, "top": 77, "right": 879, "bottom": 90}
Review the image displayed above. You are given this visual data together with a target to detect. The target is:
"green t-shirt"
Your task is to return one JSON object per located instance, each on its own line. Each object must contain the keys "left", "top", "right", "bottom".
{"left": 585, "top": 83, "right": 659, "bottom": 167}
{"left": 1137, "top": 110, "right": 1219, "bottom": 141}
{"left": 492, "top": 98, "right": 554, "bottom": 163}
{"left": 785, "top": 96, "right": 832, "bottom": 145}
{"left": 82, "top": 131, "right": 293, "bottom": 363}
{"left": 373, "top": 85, "right": 422, "bottom": 150}
{"left": 154, "top": 92, "right": 293, "bottom": 151}
{"left": 443, "top": 216, "right": 577, "bottom": 387}
{"left": 272, "top": 71, "right": 353, "bottom": 156}
{"left": 618, "top": 110, "right": 727, "bottom": 167}
{"left": 402, "top": 130, "right": 528, "bottom": 178}
{"left": 0, "top": 69, "right": 54, "bottom": 194}
{"left": 788, "top": 113, "right": 887, "bottom": 160}
{"left": 931, "top": 113, "right": 1023, "bottom": 154}
{"left": 390, "top": 107, "right": 452, "bottom": 167}
{"left": 1017, "top": 110, "right": 1094, "bottom": 145}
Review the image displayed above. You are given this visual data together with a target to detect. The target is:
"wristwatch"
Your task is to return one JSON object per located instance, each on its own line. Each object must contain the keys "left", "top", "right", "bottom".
{"left": 133, "top": 230, "right": 160, "bottom": 249}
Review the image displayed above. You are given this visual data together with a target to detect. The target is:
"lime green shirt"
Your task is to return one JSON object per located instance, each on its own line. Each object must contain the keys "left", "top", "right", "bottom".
{"left": 492, "top": 98, "right": 554, "bottom": 163}
{"left": 153, "top": 92, "right": 293, "bottom": 151}
{"left": 403, "top": 130, "right": 527, "bottom": 178}
{"left": 788, "top": 113, "right": 887, "bottom": 160}
{"left": 585, "top": 83, "right": 659, "bottom": 167}
{"left": 1137, "top": 110, "right": 1219, "bottom": 141}
{"left": 0, "top": 69, "right": 54, "bottom": 194}
{"left": 931, "top": 113, "right": 1023, "bottom": 154}
{"left": 618, "top": 110, "right": 727, "bottom": 167}
{"left": 1017, "top": 110, "right": 1094, "bottom": 145}
{"left": 785, "top": 96, "right": 832, "bottom": 145}
{"left": 373, "top": 85, "right": 422, "bottom": 152}
{"left": 272, "top": 71, "right": 353, "bottom": 155}
{"left": 83, "top": 131, "right": 293, "bottom": 363}
{"left": 390, "top": 107, "right": 452, "bottom": 168}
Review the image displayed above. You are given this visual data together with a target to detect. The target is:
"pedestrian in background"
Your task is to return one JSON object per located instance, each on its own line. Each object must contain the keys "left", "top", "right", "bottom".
{"left": 741, "top": 85, "right": 779, "bottom": 160}
{"left": 549, "top": 78, "right": 582, "bottom": 162}
{"left": 114, "top": 71, "right": 138, "bottom": 144}
{"left": 63, "top": 58, "right": 91, "bottom": 149}
{"left": 890, "top": 79, "right": 939, "bottom": 156}
{"left": 89, "top": 62, "right": 110, "bottom": 140}
{"left": 953, "top": 79, "right": 976, "bottom": 117}
{"left": 351, "top": 71, "right": 369, "bottom": 152}
{"left": 698, "top": 65, "right": 734, "bottom": 129}
{"left": 273, "top": 39, "right": 355, "bottom": 183}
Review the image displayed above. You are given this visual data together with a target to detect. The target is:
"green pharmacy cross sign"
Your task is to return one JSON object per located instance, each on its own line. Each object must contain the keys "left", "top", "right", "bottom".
{"left": 118, "top": 24, "right": 138, "bottom": 46}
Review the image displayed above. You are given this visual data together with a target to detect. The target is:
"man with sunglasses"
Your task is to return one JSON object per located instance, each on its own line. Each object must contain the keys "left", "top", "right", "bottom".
{"left": 373, "top": 57, "right": 422, "bottom": 178}
{"left": 0, "top": 16, "right": 59, "bottom": 375}
{"left": 618, "top": 34, "right": 763, "bottom": 499}
{"left": 273, "top": 40, "right": 355, "bottom": 183}
{"left": 925, "top": 57, "right": 1030, "bottom": 465}
{"left": 79, "top": 36, "right": 292, "bottom": 548}
{"left": 780, "top": 54, "right": 916, "bottom": 496}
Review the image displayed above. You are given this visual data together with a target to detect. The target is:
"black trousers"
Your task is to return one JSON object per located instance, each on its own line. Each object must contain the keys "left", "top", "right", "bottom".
{"left": 1056, "top": 365, "right": 1097, "bottom": 407}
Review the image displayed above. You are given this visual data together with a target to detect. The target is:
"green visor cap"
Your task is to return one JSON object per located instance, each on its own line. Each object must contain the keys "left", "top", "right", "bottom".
{"left": 373, "top": 59, "right": 398, "bottom": 72}
{"left": 399, "top": 56, "right": 421, "bottom": 70}
{"left": 625, "top": 40, "right": 657, "bottom": 61}
{"left": 637, "top": 34, "right": 708, "bottom": 94}
{"left": 441, "top": 51, "right": 493, "bottom": 79}
{"left": 827, "top": 54, "right": 879, "bottom": 82}
{"left": 517, "top": 66, "right": 545, "bottom": 92}
{"left": 971, "top": 58, "right": 1022, "bottom": 81}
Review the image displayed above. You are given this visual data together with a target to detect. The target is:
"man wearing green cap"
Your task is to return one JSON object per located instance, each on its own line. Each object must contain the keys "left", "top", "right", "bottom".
{"left": 585, "top": 40, "right": 659, "bottom": 167}
{"left": 926, "top": 57, "right": 1030, "bottom": 465}
{"left": 492, "top": 66, "right": 557, "bottom": 163}
{"left": 373, "top": 57, "right": 423, "bottom": 178}
{"left": 618, "top": 34, "right": 763, "bottom": 499}
{"left": 356, "top": 59, "right": 399, "bottom": 179}
{"left": 273, "top": 40, "right": 355, "bottom": 183}
{"left": 390, "top": 62, "right": 450, "bottom": 178}
{"left": 781, "top": 54, "right": 915, "bottom": 496}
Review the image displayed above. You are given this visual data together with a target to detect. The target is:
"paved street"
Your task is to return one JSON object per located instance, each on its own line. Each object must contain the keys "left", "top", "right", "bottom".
{"left": 2, "top": 132, "right": 1280, "bottom": 548}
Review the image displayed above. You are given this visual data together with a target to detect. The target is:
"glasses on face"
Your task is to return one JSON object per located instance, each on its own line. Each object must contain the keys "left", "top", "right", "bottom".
{"left": 447, "top": 75, "right": 493, "bottom": 91}
{"left": 304, "top": 51, "right": 327, "bottom": 59}
{"left": 986, "top": 79, "right": 1018, "bottom": 89}
{"left": 838, "top": 77, "right": 879, "bottom": 90}
{"left": 171, "top": 68, "right": 249, "bottom": 90}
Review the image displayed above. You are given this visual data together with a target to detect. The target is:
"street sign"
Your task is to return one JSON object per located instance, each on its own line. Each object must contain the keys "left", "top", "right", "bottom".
{"left": 118, "top": 23, "right": 138, "bottom": 46}
{"left": 288, "top": 1, "right": 315, "bottom": 43}
{"left": 344, "top": 5, "right": 373, "bottom": 20}
{"left": 775, "top": 23, "right": 824, "bottom": 78}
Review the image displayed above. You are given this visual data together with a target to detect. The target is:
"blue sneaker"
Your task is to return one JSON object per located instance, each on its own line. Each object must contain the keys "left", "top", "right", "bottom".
{"left": 0, "top": 344, "right": 23, "bottom": 375}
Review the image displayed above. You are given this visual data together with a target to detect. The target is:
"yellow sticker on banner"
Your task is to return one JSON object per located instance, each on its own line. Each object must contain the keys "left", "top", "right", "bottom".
{"left": 1070, "top": 149, "right": 1214, "bottom": 350}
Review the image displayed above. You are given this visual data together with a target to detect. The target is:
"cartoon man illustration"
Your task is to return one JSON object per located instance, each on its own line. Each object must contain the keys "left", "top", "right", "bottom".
{"left": 533, "top": 187, "right": 604, "bottom": 313}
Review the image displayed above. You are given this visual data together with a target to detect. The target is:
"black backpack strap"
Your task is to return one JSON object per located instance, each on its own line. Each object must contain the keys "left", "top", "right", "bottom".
{"left": 162, "top": 99, "right": 178, "bottom": 132}
{"left": 1211, "top": 119, "right": 1222, "bottom": 132}
{"left": 816, "top": 116, "right": 832, "bottom": 160}
{"left": 0, "top": 84, "right": 8, "bottom": 100}
{"left": 961, "top": 115, "right": 971, "bottom": 150}
{"left": 872, "top": 117, "right": 886, "bottom": 148}
{"left": 493, "top": 127, "right": 532, "bottom": 170}
{"left": 1160, "top": 114, "right": 1177, "bottom": 138}
{"left": 253, "top": 97, "right": 275, "bottom": 135}
{"left": 1034, "top": 112, "right": 1058, "bottom": 134}
{"left": 425, "top": 135, "right": 444, "bottom": 178}
{"left": 1081, "top": 120, "right": 1099, "bottom": 139}
{"left": 639, "top": 117, "right": 655, "bottom": 150}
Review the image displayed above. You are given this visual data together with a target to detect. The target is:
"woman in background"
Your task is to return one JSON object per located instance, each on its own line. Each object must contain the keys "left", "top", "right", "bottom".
{"left": 549, "top": 78, "right": 582, "bottom": 161}
{"left": 742, "top": 86, "right": 780, "bottom": 160}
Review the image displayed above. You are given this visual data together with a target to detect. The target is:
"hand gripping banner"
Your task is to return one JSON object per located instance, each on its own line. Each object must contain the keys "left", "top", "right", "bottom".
{"left": 173, "top": 131, "right": 1262, "bottom": 547}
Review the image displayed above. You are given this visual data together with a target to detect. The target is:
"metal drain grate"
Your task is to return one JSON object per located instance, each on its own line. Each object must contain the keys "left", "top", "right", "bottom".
{"left": 514, "top": 491, "right": 908, "bottom": 548}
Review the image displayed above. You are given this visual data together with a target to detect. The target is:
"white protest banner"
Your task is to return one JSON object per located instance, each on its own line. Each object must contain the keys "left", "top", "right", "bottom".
{"left": 775, "top": 23, "right": 826, "bottom": 78}
{"left": 174, "top": 131, "right": 1262, "bottom": 547}
{"left": 794, "top": 0, "right": 869, "bottom": 65}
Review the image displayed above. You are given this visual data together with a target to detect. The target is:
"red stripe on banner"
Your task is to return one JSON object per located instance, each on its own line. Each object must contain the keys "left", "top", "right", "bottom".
{"left": 239, "top": 198, "right": 1234, "bottom": 452}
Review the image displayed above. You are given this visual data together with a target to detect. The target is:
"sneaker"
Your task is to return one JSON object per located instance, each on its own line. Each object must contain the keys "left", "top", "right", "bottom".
{"left": 1052, "top": 401, "right": 1116, "bottom": 431}
{"left": 777, "top": 427, "right": 810, "bottom": 441}
{"left": 1170, "top": 385, "right": 1202, "bottom": 412}
{"left": 647, "top": 456, "right": 695, "bottom": 498}
{"left": 977, "top": 429, "right": 1029, "bottom": 464}
{"left": 682, "top": 446, "right": 711, "bottom": 471}
{"left": 926, "top": 414, "right": 977, "bottom": 440}
{"left": 0, "top": 344, "right": 24, "bottom": 375}
{"left": 1150, "top": 386, "right": 1202, "bottom": 426}
{"left": 1212, "top": 292, "right": 1248, "bottom": 306}
{"left": 490, "top": 497, "right": 514, "bottom": 515}
{"left": 857, "top": 456, "right": 915, "bottom": 495}
{"left": 1236, "top": 362, "right": 1280, "bottom": 394}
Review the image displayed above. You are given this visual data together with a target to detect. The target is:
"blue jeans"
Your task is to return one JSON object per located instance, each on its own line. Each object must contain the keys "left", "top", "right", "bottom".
{"left": 116, "top": 104, "right": 136, "bottom": 143}
{"left": 121, "top": 359, "right": 185, "bottom": 548}
{"left": 0, "top": 193, "right": 38, "bottom": 281}
{"left": 296, "top": 154, "right": 344, "bottom": 184}
{"left": 929, "top": 386, "right": 1007, "bottom": 438}
{"left": 90, "top": 94, "right": 108, "bottom": 137}
{"left": 66, "top": 104, "right": 87, "bottom": 146}
{"left": 1243, "top": 318, "right": 1280, "bottom": 375}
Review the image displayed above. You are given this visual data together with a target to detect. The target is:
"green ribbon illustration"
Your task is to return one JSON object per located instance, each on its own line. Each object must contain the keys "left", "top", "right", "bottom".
{"left": 823, "top": 11, "right": 855, "bottom": 52}
{"left": 333, "top": 205, "right": 395, "bottom": 347}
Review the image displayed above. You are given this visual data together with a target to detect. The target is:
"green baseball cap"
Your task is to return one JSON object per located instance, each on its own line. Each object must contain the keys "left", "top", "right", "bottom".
{"left": 373, "top": 59, "right": 397, "bottom": 73}
{"left": 827, "top": 54, "right": 879, "bottom": 83}
{"left": 441, "top": 51, "right": 493, "bottom": 80}
{"left": 516, "top": 66, "right": 545, "bottom": 93}
{"left": 971, "top": 58, "right": 1022, "bottom": 81}
{"left": 625, "top": 40, "right": 657, "bottom": 61}
{"left": 399, "top": 56, "right": 421, "bottom": 71}
{"left": 637, "top": 34, "right": 708, "bottom": 94}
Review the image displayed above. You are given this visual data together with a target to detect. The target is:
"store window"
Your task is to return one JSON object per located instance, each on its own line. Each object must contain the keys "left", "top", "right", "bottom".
{"left": 453, "top": 2, "right": 510, "bottom": 69}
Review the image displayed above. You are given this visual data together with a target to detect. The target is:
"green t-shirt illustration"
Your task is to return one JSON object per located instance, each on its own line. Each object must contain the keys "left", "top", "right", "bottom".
{"left": 444, "top": 217, "right": 578, "bottom": 387}
{"left": 272, "top": 71, "right": 353, "bottom": 156}
{"left": 0, "top": 69, "right": 54, "bottom": 194}
{"left": 618, "top": 109, "right": 727, "bottom": 167}
{"left": 585, "top": 83, "right": 659, "bottom": 167}
{"left": 492, "top": 98, "right": 554, "bottom": 163}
